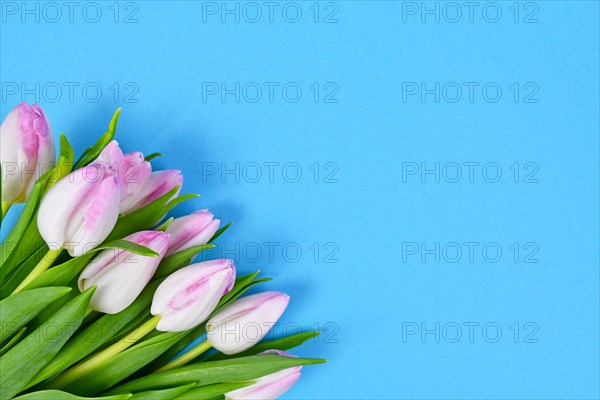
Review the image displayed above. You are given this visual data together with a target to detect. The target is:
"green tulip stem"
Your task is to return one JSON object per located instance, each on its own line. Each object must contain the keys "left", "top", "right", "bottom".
{"left": 49, "top": 315, "right": 161, "bottom": 389}
{"left": 12, "top": 248, "right": 63, "bottom": 294}
{"left": 157, "top": 340, "right": 212, "bottom": 372}
{"left": 1, "top": 202, "right": 10, "bottom": 220}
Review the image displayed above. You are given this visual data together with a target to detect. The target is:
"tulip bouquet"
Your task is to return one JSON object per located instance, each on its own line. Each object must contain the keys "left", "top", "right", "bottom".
{"left": 0, "top": 103, "right": 326, "bottom": 400}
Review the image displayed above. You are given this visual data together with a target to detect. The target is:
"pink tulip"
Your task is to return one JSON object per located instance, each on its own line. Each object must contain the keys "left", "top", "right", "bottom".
{"left": 119, "top": 152, "right": 152, "bottom": 214}
{"left": 151, "top": 259, "right": 236, "bottom": 332}
{"left": 79, "top": 230, "right": 170, "bottom": 314}
{"left": 165, "top": 209, "right": 221, "bottom": 255}
{"left": 207, "top": 292, "right": 290, "bottom": 355}
{"left": 37, "top": 141, "right": 124, "bottom": 256}
{"left": 225, "top": 351, "right": 302, "bottom": 400}
{"left": 120, "top": 169, "right": 182, "bottom": 213}
{"left": 0, "top": 103, "right": 55, "bottom": 204}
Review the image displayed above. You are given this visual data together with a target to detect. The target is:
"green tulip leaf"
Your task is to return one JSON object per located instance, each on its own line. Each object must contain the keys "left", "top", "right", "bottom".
{"left": 20, "top": 253, "right": 95, "bottom": 292}
{"left": 144, "top": 153, "right": 163, "bottom": 162}
{"left": 0, "top": 168, "right": 53, "bottom": 281}
{"left": 93, "top": 240, "right": 159, "bottom": 257}
{"left": 29, "top": 280, "right": 161, "bottom": 388}
{"left": 154, "top": 244, "right": 215, "bottom": 278}
{"left": 173, "top": 382, "right": 255, "bottom": 400}
{"left": 215, "top": 275, "right": 271, "bottom": 312}
{"left": 130, "top": 383, "right": 195, "bottom": 399}
{"left": 107, "top": 354, "right": 326, "bottom": 395}
{"left": 0, "top": 286, "right": 71, "bottom": 343}
{"left": 0, "top": 327, "right": 27, "bottom": 357}
{"left": 73, "top": 109, "right": 121, "bottom": 169}
{"left": 209, "top": 222, "right": 232, "bottom": 244}
{"left": 0, "top": 287, "right": 95, "bottom": 399}
{"left": 108, "top": 312, "right": 152, "bottom": 343}
{"left": 14, "top": 390, "right": 131, "bottom": 400}
{"left": 1, "top": 226, "right": 48, "bottom": 290}
{"left": 47, "top": 134, "right": 75, "bottom": 187}
{"left": 28, "top": 289, "right": 81, "bottom": 333}
{"left": 155, "top": 218, "right": 174, "bottom": 232}
{"left": 57, "top": 331, "right": 188, "bottom": 396}
{"left": 0, "top": 246, "right": 52, "bottom": 299}
{"left": 109, "top": 186, "right": 196, "bottom": 240}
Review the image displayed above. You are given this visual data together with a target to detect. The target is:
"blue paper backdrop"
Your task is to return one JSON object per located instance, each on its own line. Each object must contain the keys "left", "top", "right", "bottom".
{"left": 1, "top": 1, "right": 599, "bottom": 398}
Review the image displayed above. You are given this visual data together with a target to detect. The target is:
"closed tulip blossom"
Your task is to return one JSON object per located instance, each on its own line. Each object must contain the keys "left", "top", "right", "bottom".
{"left": 120, "top": 169, "right": 182, "bottom": 213}
{"left": 78, "top": 230, "right": 170, "bottom": 314}
{"left": 165, "top": 209, "right": 221, "bottom": 255}
{"left": 225, "top": 351, "right": 302, "bottom": 400}
{"left": 119, "top": 151, "right": 152, "bottom": 214}
{"left": 207, "top": 292, "right": 290, "bottom": 355}
{"left": 151, "top": 259, "right": 236, "bottom": 332}
{"left": 1, "top": 103, "right": 55, "bottom": 209}
{"left": 37, "top": 140, "right": 124, "bottom": 257}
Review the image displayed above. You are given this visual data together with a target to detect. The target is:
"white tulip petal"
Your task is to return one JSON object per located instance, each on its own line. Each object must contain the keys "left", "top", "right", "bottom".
{"left": 79, "top": 230, "right": 170, "bottom": 314}
{"left": 66, "top": 175, "right": 121, "bottom": 256}
{"left": 151, "top": 260, "right": 236, "bottom": 332}
{"left": 37, "top": 169, "right": 93, "bottom": 249}
{"left": 207, "top": 292, "right": 290, "bottom": 355}
{"left": 155, "top": 270, "right": 231, "bottom": 332}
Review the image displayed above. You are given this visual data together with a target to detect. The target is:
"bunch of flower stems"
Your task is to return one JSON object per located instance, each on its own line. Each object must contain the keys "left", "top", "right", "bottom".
{"left": 0, "top": 103, "right": 325, "bottom": 400}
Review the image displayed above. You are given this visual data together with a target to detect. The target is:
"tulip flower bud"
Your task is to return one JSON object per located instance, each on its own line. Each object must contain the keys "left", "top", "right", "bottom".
{"left": 165, "top": 209, "right": 221, "bottom": 255}
{"left": 1, "top": 103, "right": 55, "bottom": 204}
{"left": 119, "top": 152, "right": 152, "bottom": 214}
{"left": 151, "top": 259, "right": 236, "bottom": 332}
{"left": 118, "top": 169, "right": 182, "bottom": 214}
{"left": 225, "top": 351, "right": 302, "bottom": 400}
{"left": 207, "top": 292, "right": 290, "bottom": 355}
{"left": 37, "top": 141, "right": 124, "bottom": 257}
{"left": 79, "top": 230, "right": 170, "bottom": 314}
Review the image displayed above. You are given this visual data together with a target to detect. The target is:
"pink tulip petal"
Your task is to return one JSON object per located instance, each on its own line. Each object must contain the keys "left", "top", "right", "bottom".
{"left": 119, "top": 169, "right": 182, "bottom": 214}
{"left": 1, "top": 103, "right": 54, "bottom": 204}
{"left": 120, "top": 151, "right": 152, "bottom": 213}
{"left": 141, "top": 170, "right": 183, "bottom": 207}
{"left": 166, "top": 210, "right": 221, "bottom": 255}
{"left": 226, "top": 368, "right": 301, "bottom": 400}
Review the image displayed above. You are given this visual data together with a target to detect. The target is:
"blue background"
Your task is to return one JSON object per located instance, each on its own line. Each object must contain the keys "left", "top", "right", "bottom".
{"left": 1, "top": 1, "right": 599, "bottom": 398}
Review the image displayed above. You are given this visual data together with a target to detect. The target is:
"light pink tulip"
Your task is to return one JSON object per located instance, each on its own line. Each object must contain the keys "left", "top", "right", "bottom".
{"left": 119, "top": 152, "right": 152, "bottom": 214}
{"left": 207, "top": 292, "right": 290, "bottom": 355}
{"left": 37, "top": 141, "right": 124, "bottom": 256}
{"left": 0, "top": 103, "right": 55, "bottom": 204}
{"left": 79, "top": 230, "right": 170, "bottom": 314}
{"left": 225, "top": 350, "right": 302, "bottom": 400}
{"left": 165, "top": 209, "right": 221, "bottom": 255}
{"left": 120, "top": 169, "right": 182, "bottom": 213}
{"left": 151, "top": 259, "right": 236, "bottom": 332}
